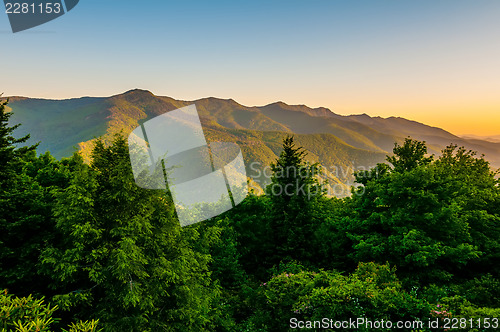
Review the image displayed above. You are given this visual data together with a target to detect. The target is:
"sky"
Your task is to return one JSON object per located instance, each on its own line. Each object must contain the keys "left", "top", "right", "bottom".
{"left": 1, "top": 0, "right": 499, "bottom": 136}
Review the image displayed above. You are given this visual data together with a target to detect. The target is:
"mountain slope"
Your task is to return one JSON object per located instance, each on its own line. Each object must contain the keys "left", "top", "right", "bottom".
{"left": 4, "top": 89, "right": 500, "bottom": 195}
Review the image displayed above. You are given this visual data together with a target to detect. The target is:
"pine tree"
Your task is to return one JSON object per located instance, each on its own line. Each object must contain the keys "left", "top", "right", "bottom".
{"left": 41, "top": 136, "right": 220, "bottom": 331}
{"left": 0, "top": 98, "right": 36, "bottom": 186}
{"left": 0, "top": 99, "right": 57, "bottom": 295}
{"left": 266, "top": 135, "right": 324, "bottom": 266}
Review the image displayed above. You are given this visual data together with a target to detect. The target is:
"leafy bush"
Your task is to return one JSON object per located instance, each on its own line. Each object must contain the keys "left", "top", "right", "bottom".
{"left": 0, "top": 290, "right": 101, "bottom": 332}
{"left": 437, "top": 295, "right": 500, "bottom": 332}
{"left": 248, "top": 263, "right": 433, "bottom": 331}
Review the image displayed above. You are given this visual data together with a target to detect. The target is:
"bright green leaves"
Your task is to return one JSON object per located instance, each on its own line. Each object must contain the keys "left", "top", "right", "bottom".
{"left": 0, "top": 290, "right": 102, "bottom": 332}
{"left": 387, "top": 137, "right": 433, "bottom": 173}
{"left": 0, "top": 101, "right": 72, "bottom": 296}
{"left": 39, "top": 135, "right": 221, "bottom": 331}
{"left": 250, "top": 263, "right": 431, "bottom": 331}
{"left": 348, "top": 139, "right": 499, "bottom": 285}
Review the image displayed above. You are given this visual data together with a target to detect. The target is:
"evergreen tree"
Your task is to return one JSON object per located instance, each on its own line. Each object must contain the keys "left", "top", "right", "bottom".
{"left": 226, "top": 193, "right": 274, "bottom": 279}
{"left": 266, "top": 135, "right": 324, "bottom": 266}
{"left": 41, "top": 136, "right": 221, "bottom": 331}
{"left": 0, "top": 100, "right": 60, "bottom": 296}
{"left": 0, "top": 99, "right": 36, "bottom": 186}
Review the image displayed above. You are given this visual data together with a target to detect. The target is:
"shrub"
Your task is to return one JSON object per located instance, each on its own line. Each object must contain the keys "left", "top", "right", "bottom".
{"left": 0, "top": 290, "right": 101, "bottom": 332}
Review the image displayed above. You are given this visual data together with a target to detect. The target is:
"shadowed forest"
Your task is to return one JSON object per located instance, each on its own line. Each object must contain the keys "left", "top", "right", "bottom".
{"left": 1, "top": 99, "right": 499, "bottom": 331}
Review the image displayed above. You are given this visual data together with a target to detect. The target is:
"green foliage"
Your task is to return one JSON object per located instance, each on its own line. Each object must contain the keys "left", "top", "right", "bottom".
{"left": 310, "top": 196, "right": 356, "bottom": 271}
{"left": 0, "top": 99, "right": 36, "bottom": 185}
{"left": 434, "top": 296, "right": 500, "bottom": 331}
{"left": 225, "top": 193, "right": 274, "bottom": 279}
{"left": 0, "top": 151, "right": 75, "bottom": 295}
{"left": 386, "top": 137, "right": 433, "bottom": 172}
{"left": 61, "top": 320, "right": 102, "bottom": 332}
{"left": 346, "top": 138, "right": 500, "bottom": 285}
{"left": 266, "top": 135, "right": 326, "bottom": 265}
{"left": 268, "top": 260, "right": 308, "bottom": 276}
{"left": 199, "top": 218, "right": 247, "bottom": 290}
{"left": 451, "top": 274, "right": 500, "bottom": 308}
{"left": 40, "top": 136, "right": 220, "bottom": 331}
{"left": 1, "top": 290, "right": 57, "bottom": 332}
{"left": 0, "top": 101, "right": 67, "bottom": 295}
{"left": 266, "top": 135, "right": 324, "bottom": 203}
{"left": 433, "top": 145, "right": 500, "bottom": 278}
{"left": 248, "top": 263, "right": 432, "bottom": 331}
{"left": 0, "top": 290, "right": 101, "bottom": 332}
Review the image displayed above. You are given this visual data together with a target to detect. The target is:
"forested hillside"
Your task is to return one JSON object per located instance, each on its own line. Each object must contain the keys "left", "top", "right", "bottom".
{"left": 5, "top": 89, "right": 500, "bottom": 195}
{"left": 1, "top": 100, "right": 499, "bottom": 331}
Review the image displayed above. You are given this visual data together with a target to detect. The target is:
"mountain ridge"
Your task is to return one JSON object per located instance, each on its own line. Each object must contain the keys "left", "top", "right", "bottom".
{"left": 4, "top": 89, "right": 500, "bottom": 195}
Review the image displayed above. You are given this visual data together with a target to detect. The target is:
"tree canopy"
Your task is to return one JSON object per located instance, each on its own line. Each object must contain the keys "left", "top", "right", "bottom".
{"left": 1, "top": 111, "right": 498, "bottom": 331}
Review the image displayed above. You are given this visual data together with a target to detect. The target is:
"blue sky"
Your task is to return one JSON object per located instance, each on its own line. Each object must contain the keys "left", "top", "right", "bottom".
{"left": 1, "top": 0, "right": 500, "bottom": 135}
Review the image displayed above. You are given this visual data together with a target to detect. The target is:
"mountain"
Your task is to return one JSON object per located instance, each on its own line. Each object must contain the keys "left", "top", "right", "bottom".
{"left": 461, "top": 134, "right": 500, "bottom": 144}
{"left": 4, "top": 89, "right": 500, "bottom": 196}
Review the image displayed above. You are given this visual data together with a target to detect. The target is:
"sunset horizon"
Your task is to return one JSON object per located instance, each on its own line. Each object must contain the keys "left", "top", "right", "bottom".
{"left": 2, "top": 0, "right": 499, "bottom": 137}
{"left": 4, "top": 87, "right": 499, "bottom": 137}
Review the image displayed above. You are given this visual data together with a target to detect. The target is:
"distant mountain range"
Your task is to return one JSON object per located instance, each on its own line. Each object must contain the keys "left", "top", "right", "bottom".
{"left": 4, "top": 89, "right": 500, "bottom": 195}
{"left": 460, "top": 134, "right": 500, "bottom": 144}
